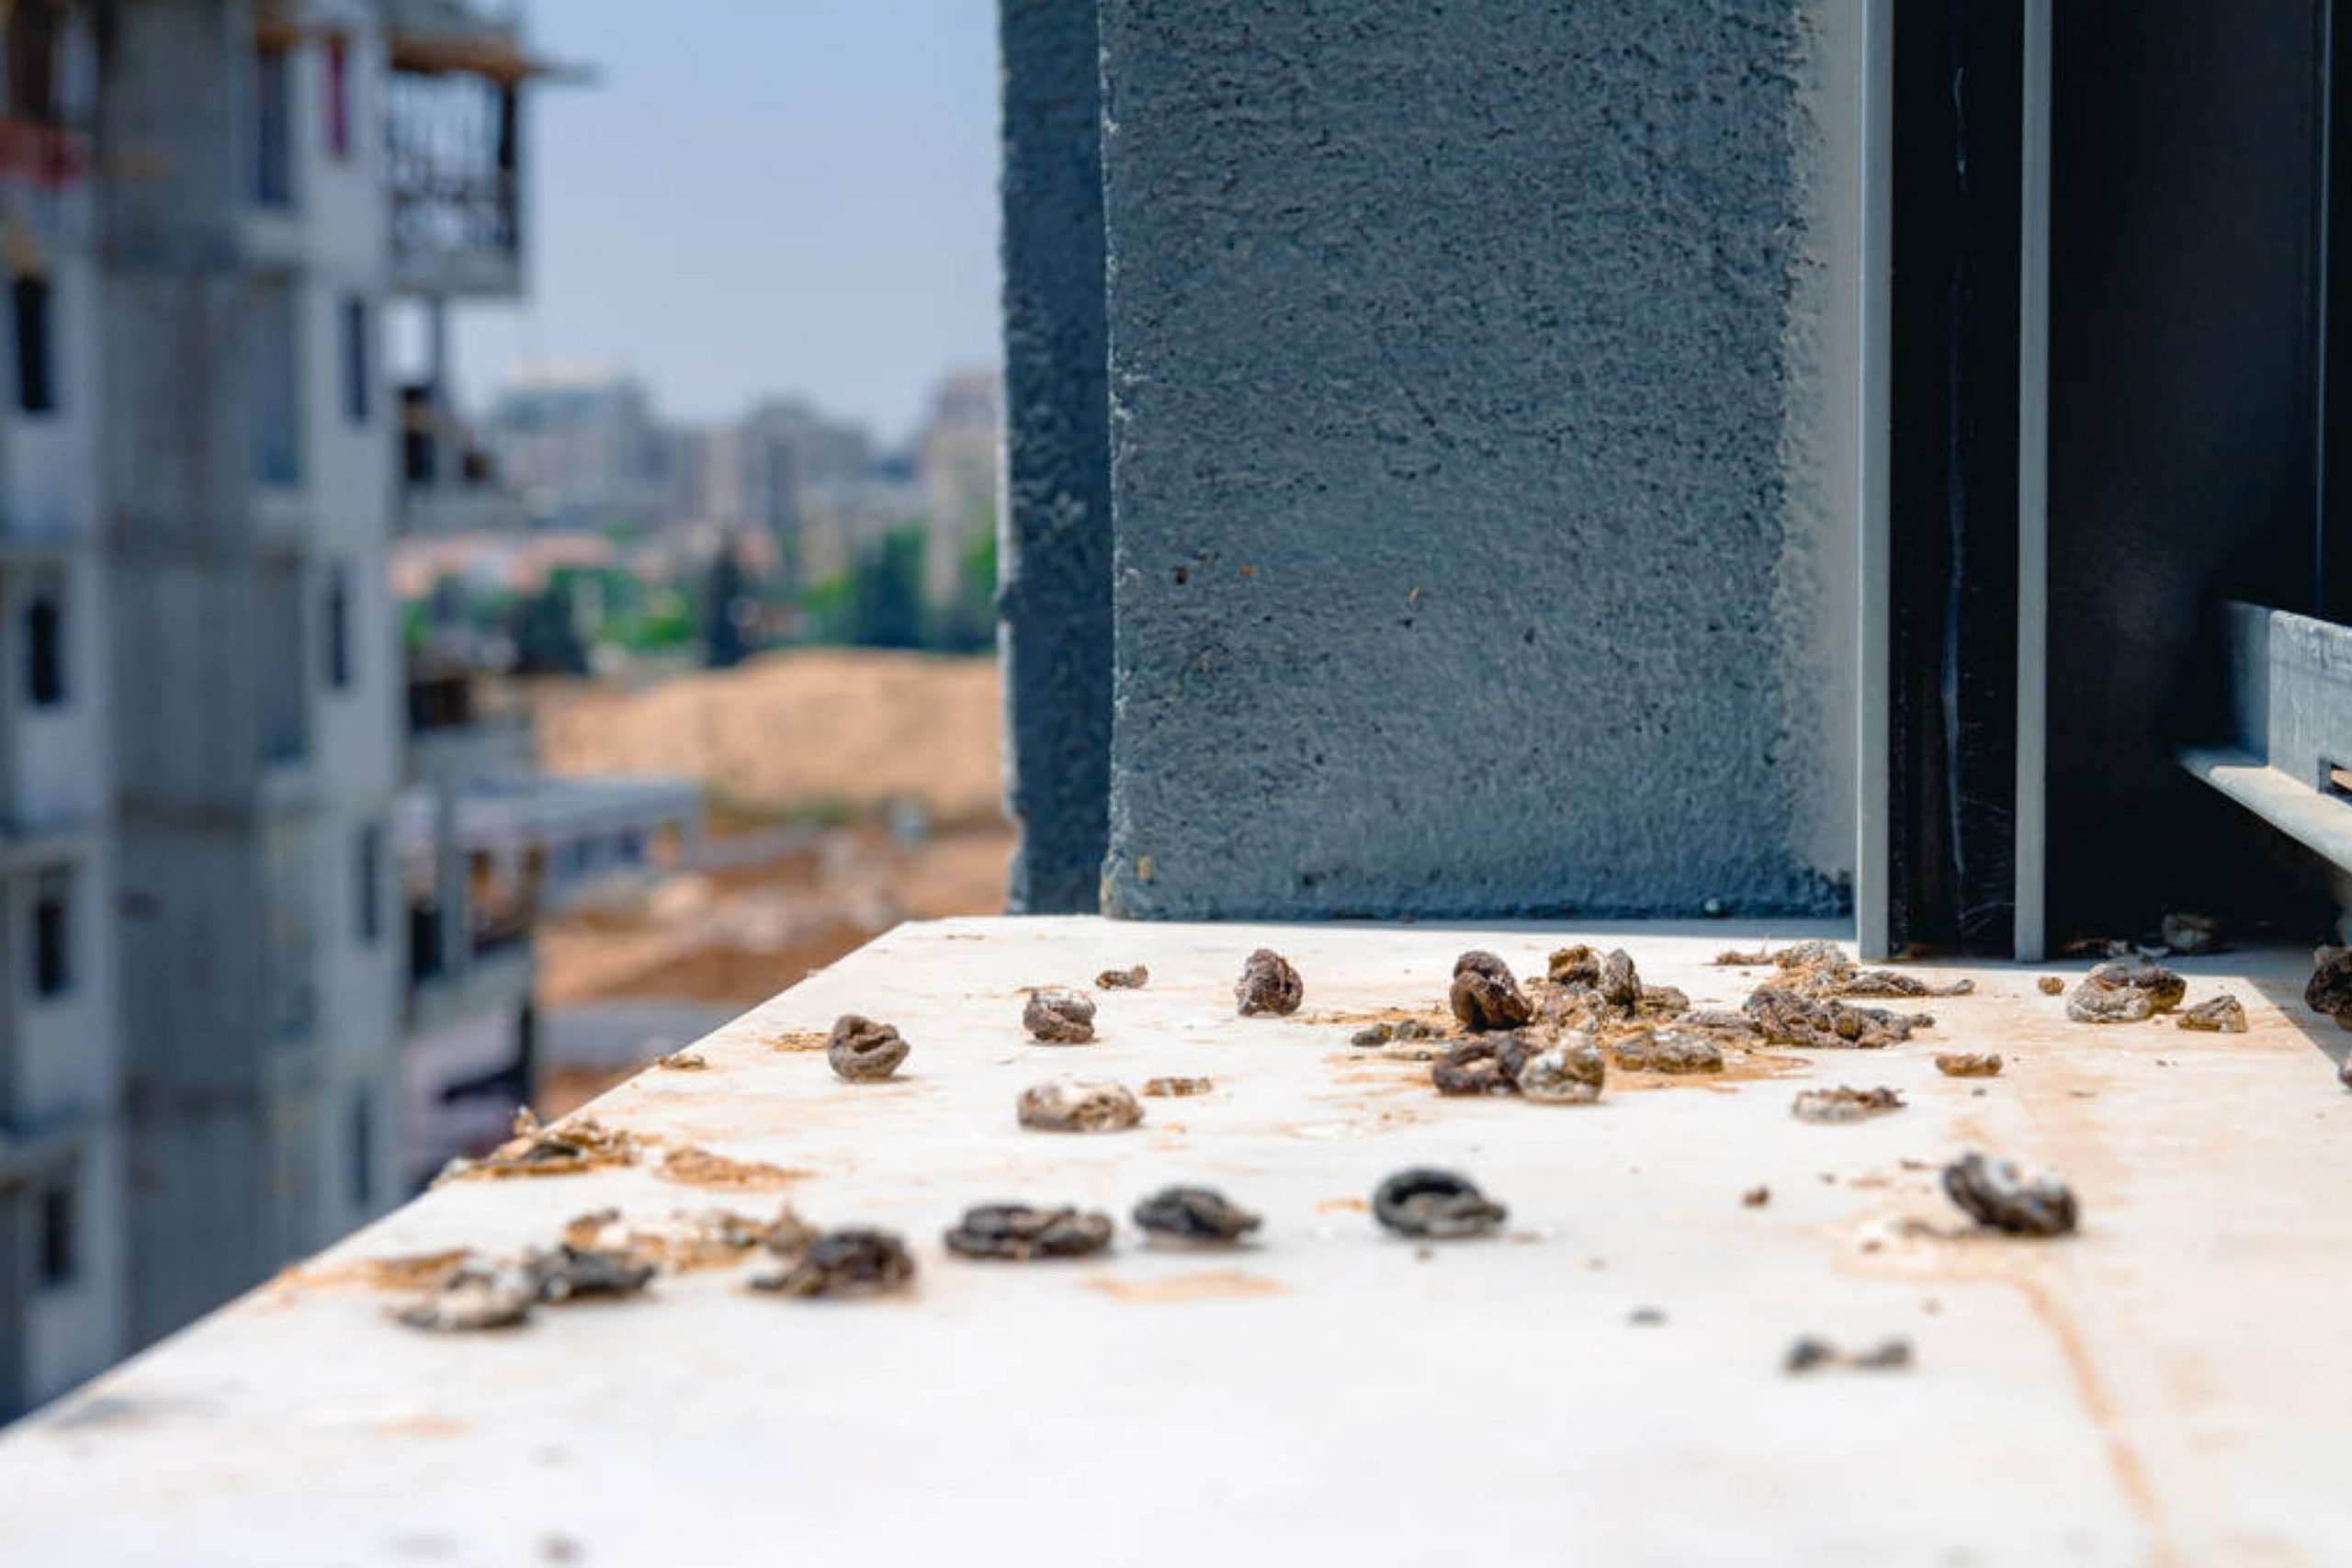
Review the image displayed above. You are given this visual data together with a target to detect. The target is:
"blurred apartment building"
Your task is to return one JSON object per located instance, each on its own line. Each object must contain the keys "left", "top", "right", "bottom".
{"left": 379, "top": 0, "right": 564, "bottom": 1213}
{"left": 673, "top": 397, "right": 897, "bottom": 588}
{"left": 0, "top": 0, "right": 119, "bottom": 1422}
{"left": 487, "top": 372, "right": 899, "bottom": 579}
{"left": 0, "top": 0, "right": 574, "bottom": 1418}
{"left": 914, "top": 368, "right": 997, "bottom": 608}
{"left": 476, "top": 367, "right": 1001, "bottom": 615}
{"left": 482, "top": 359, "right": 670, "bottom": 534}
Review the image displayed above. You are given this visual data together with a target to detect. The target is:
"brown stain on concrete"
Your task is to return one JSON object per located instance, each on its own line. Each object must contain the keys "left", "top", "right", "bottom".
{"left": 1278, "top": 1103, "right": 1425, "bottom": 1139}
{"left": 1838, "top": 1207, "right": 2176, "bottom": 1564}
{"left": 624, "top": 1223, "right": 778, "bottom": 1273}
{"left": 1611, "top": 1048, "right": 1812, "bottom": 1092}
{"left": 280, "top": 1248, "right": 472, "bottom": 1293}
{"left": 1302, "top": 1007, "right": 1448, "bottom": 1031}
{"left": 1084, "top": 1270, "right": 1289, "bottom": 1303}
{"left": 1325, "top": 1065, "right": 1438, "bottom": 1092}
{"left": 1828, "top": 981, "right": 2210, "bottom": 1568}
{"left": 2010, "top": 1269, "right": 2177, "bottom": 1568}
{"left": 655, "top": 1146, "right": 811, "bottom": 1192}
{"left": 1802, "top": 955, "right": 2325, "bottom": 1561}
{"left": 1984, "top": 1005, "right": 2308, "bottom": 1568}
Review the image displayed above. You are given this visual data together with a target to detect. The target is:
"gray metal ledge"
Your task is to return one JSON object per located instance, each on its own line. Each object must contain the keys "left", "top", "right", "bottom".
{"left": 2180, "top": 602, "right": 2352, "bottom": 873}
{"left": 2178, "top": 746, "right": 2352, "bottom": 871}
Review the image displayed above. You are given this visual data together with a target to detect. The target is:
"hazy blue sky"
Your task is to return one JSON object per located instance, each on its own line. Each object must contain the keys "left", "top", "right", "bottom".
{"left": 447, "top": 0, "right": 1001, "bottom": 444}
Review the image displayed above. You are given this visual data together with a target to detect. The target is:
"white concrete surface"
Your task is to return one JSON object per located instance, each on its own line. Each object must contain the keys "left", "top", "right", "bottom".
{"left": 1, "top": 918, "right": 2346, "bottom": 1566}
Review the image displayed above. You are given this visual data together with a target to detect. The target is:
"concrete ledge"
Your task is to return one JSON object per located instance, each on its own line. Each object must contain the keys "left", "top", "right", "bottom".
{"left": 1, "top": 918, "right": 2344, "bottom": 1563}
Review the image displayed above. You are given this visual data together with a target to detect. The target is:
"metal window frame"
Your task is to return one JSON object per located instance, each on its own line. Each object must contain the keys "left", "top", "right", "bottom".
{"left": 2154, "top": 4, "right": 2352, "bottom": 915}
{"left": 1868, "top": 0, "right": 2032, "bottom": 959}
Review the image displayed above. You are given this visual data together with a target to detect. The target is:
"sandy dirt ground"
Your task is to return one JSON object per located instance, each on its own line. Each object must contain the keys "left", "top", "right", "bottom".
{"left": 537, "top": 821, "right": 1014, "bottom": 1010}
{"left": 527, "top": 649, "right": 1012, "bottom": 1114}
{"left": 529, "top": 648, "right": 1003, "bottom": 826}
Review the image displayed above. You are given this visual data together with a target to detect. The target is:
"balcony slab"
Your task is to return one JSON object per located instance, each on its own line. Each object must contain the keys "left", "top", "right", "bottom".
{"left": 0, "top": 918, "right": 2346, "bottom": 1564}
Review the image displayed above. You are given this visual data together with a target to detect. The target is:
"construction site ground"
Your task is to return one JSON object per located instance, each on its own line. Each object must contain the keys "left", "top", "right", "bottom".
{"left": 526, "top": 648, "right": 1012, "bottom": 1114}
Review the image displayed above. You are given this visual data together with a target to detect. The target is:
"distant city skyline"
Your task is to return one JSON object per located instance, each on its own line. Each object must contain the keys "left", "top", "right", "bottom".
{"left": 482, "top": 353, "right": 978, "bottom": 453}
{"left": 437, "top": 0, "right": 1000, "bottom": 446}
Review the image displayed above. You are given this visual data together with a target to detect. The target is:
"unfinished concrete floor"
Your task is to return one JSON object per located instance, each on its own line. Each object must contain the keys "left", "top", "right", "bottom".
{"left": 1, "top": 919, "right": 2345, "bottom": 1565}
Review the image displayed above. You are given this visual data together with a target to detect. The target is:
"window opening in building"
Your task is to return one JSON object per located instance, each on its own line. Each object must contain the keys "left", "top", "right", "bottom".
{"left": 357, "top": 819, "right": 382, "bottom": 945}
{"left": 33, "top": 868, "right": 69, "bottom": 998}
{"left": 258, "top": 558, "right": 308, "bottom": 764}
{"left": 326, "top": 562, "right": 352, "bottom": 691}
{"left": 13, "top": 274, "right": 52, "bottom": 414}
{"left": 38, "top": 1175, "right": 74, "bottom": 1288}
{"left": 251, "top": 281, "right": 300, "bottom": 487}
{"left": 325, "top": 35, "right": 350, "bottom": 160}
{"left": 255, "top": 45, "right": 294, "bottom": 209}
{"left": 342, "top": 294, "right": 368, "bottom": 424}
{"left": 7, "top": 1, "right": 60, "bottom": 127}
{"left": 26, "top": 581, "right": 62, "bottom": 706}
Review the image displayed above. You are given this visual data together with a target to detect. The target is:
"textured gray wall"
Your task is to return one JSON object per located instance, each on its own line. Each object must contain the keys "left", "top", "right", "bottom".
{"left": 997, "top": 0, "right": 1113, "bottom": 913}
{"left": 1095, "top": 0, "right": 1856, "bottom": 920}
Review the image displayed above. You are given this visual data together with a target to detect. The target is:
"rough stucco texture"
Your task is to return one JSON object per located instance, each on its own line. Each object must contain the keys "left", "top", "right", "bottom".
{"left": 1097, "top": 0, "right": 1849, "bottom": 920}
{"left": 999, "top": 0, "right": 1114, "bottom": 914}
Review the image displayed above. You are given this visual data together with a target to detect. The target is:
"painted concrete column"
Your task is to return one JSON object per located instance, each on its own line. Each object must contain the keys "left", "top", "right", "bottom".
{"left": 997, "top": 0, "right": 1113, "bottom": 913}
{"left": 1092, "top": 0, "right": 1860, "bottom": 919}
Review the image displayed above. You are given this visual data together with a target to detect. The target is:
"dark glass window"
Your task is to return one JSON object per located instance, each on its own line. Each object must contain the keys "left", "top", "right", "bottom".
{"left": 342, "top": 295, "right": 368, "bottom": 424}
{"left": 14, "top": 274, "right": 51, "bottom": 413}
{"left": 325, "top": 36, "right": 350, "bottom": 160}
{"left": 326, "top": 563, "right": 352, "bottom": 691}
{"left": 38, "top": 1176, "right": 74, "bottom": 1288}
{"left": 26, "top": 586, "right": 62, "bottom": 705}
{"left": 8, "top": 1, "right": 59, "bottom": 126}
{"left": 255, "top": 46, "right": 293, "bottom": 209}
{"left": 356, "top": 820, "right": 382, "bottom": 944}
{"left": 251, "top": 281, "right": 300, "bottom": 487}
{"left": 33, "top": 870, "right": 68, "bottom": 998}
{"left": 258, "top": 559, "right": 307, "bottom": 764}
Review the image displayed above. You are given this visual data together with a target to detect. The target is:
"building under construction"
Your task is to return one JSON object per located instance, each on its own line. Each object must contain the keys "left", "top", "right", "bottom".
{"left": 0, "top": 0, "right": 572, "bottom": 1415}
